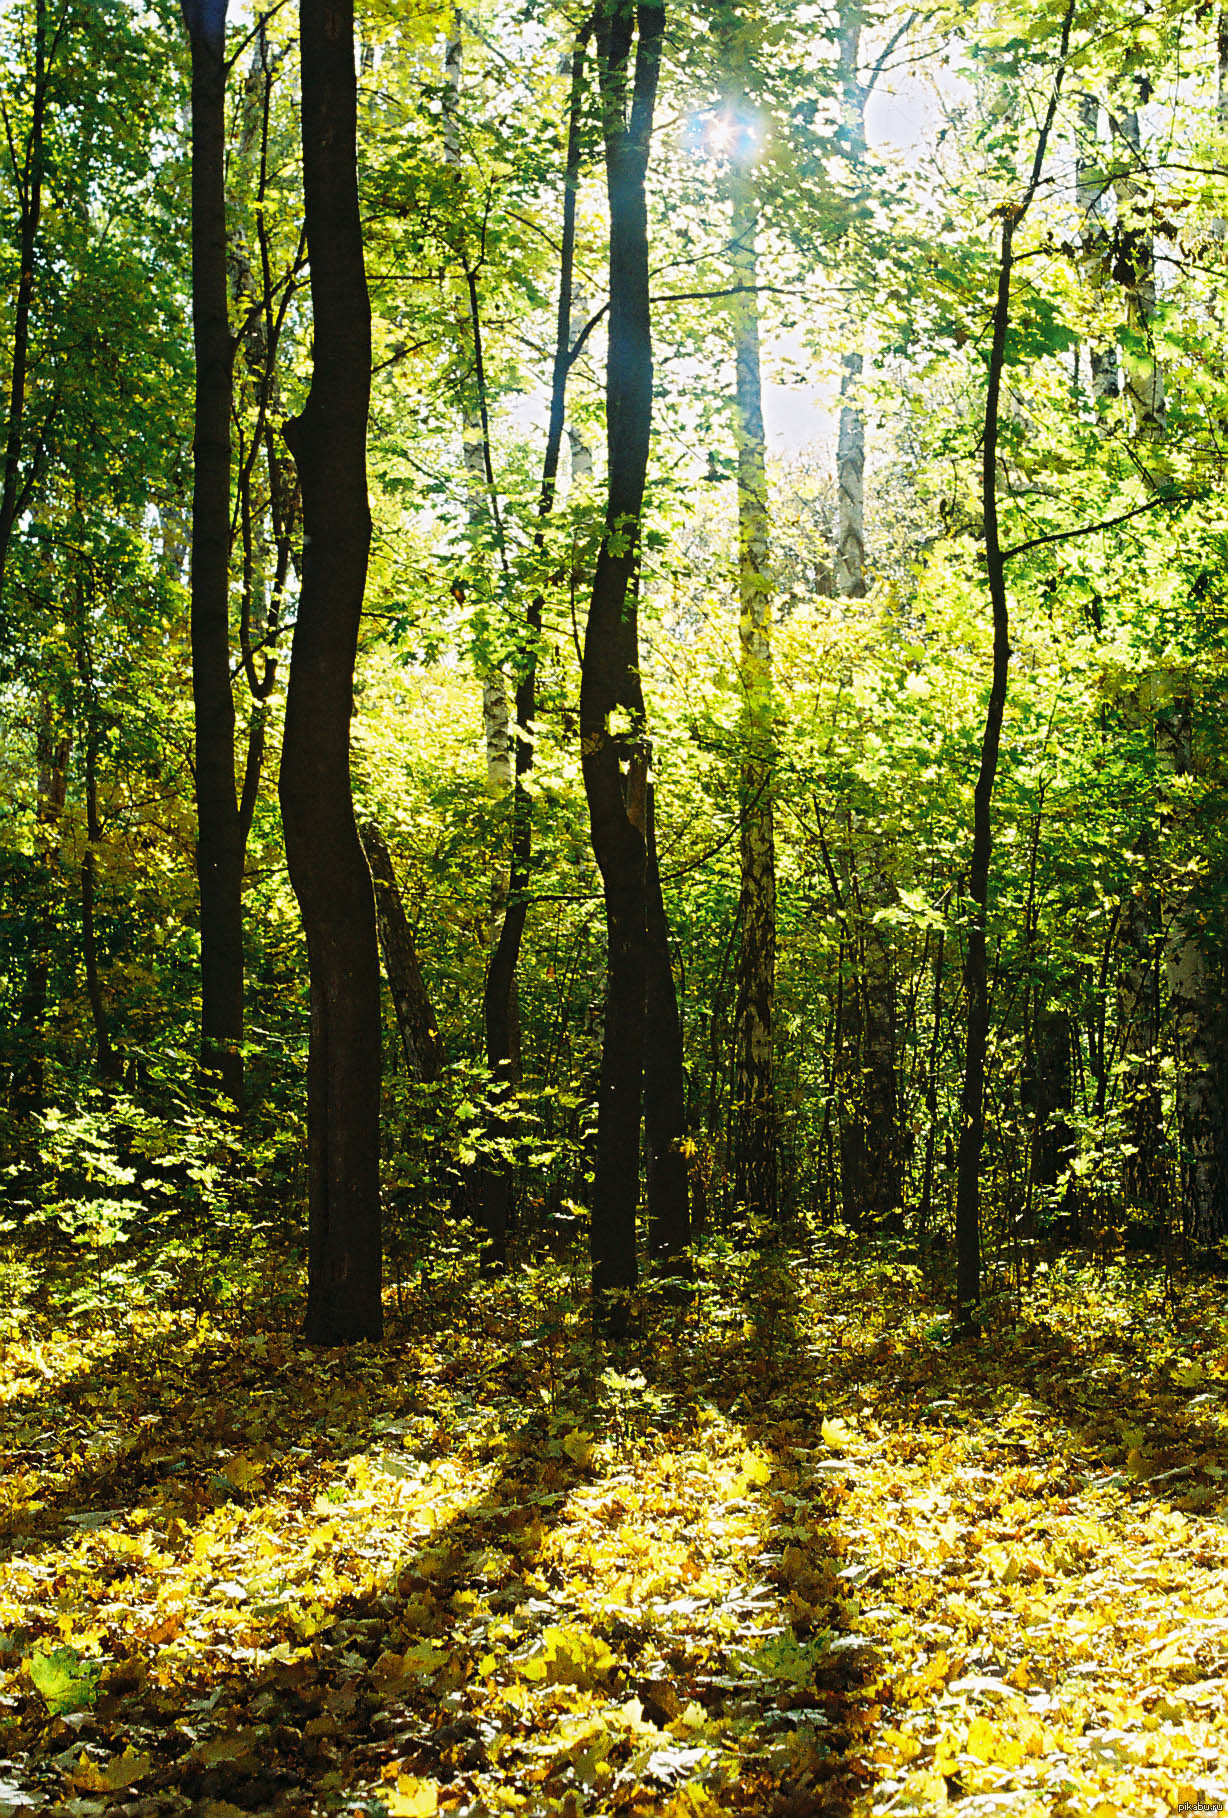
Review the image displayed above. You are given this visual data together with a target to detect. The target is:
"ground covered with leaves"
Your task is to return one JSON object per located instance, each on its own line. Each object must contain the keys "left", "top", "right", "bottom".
{"left": 1, "top": 1253, "right": 1227, "bottom": 1817}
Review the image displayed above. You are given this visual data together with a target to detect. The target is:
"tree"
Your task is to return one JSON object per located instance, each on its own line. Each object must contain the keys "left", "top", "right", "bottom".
{"left": 581, "top": 0, "right": 666, "bottom": 1332}
{"left": 280, "top": 0, "right": 382, "bottom": 1345}
{"left": 953, "top": 1, "right": 1075, "bottom": 1334}
{"left": 722, "top": 50, "right": 778, "bottom": 1227}
{"left": 179, "top": 0, "right": 247, "bottom": 1108}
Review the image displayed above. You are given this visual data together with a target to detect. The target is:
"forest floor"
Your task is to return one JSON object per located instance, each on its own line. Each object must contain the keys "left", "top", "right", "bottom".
{"left": 1, "top": 1248, "right": 1227, "bottom": 1818}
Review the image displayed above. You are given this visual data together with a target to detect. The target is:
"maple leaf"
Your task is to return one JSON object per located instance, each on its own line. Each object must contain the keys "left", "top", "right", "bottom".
{"left": 386, "top": 1774, "right": 438, "bottom": 1816}
{"left": 28, "top": 1645, "right": 98, "bottom": 1715}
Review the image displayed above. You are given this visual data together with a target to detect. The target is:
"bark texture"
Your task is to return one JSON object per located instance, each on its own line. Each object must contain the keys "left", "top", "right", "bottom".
{"left": 953, "top": 4, "right": 1074, "bottom": 1333}
{"left": 478, "top": 31, "right": 591, "bottom": 1262}
{"left": 281, "top": 0, "right": 382, "bottom": 1344}
{"left": 1075, "top": 93, "right": 1119, "bottom": 408}
{"left": 1156, "top": 695, "right": 1227, "bottom": 1249}
{"left": 0, "top": 0, "right": 51, "bottom": 611}
{"left": 181, "top": 0, "right": 246, "bottom": 1108}
{"left": 727, "top": 157, "right": 777, "bottom": 1225}
{"left": 581, "top": 0, "right": 666, "bottom": 1331}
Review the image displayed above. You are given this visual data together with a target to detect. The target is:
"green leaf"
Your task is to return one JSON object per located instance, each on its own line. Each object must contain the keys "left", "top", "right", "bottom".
{"left": 28, "top": 1645, "right": 99, "bottom": 1715}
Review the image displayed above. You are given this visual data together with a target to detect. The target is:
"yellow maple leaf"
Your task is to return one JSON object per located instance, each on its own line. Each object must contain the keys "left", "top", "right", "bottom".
{"left": 71, "top": 1746, "right": 153, "bottom": 1793}
{"left": 562, "top": 1428, "right": 595, "bottom": 1467}
{"left": 387, "top": 1775, "right": 438, "bottom": 1817}
{"left": 820, "top": 1416, "right": 853, "bottom": 1450}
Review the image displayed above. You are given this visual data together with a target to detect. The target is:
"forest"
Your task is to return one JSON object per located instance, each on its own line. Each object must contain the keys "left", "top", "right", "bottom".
{"left": 2, "top": 0, "right": 1228, "bottom": 1811}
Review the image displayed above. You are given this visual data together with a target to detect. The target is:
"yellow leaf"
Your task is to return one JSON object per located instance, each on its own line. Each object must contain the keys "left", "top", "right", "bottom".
{"left": 740, "top": 1447, "right": 772, "bottom": 1487}
{"left": 820, "top": 1416, "right": 853, "bottom": 1450}
{"left": 1172, "top": 1361, "right": 1205, "bottom": 1387}
{"left": 71, "top": 1746, "right": 154, "bottom": 1792}
{"left": 387, "top": 1775, "right": 438, "bottom": 1817}
{"left": 965, "top": 1716, "right": 996, "bottom": 1762}
{"left": 517, "top": 1623, "right": 614, "bottom": 1687}
{"left": 562, "top": 1428, "right": 595, "bottom": 1467}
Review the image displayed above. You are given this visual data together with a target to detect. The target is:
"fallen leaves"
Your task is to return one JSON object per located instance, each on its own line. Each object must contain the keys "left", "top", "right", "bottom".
{"left": 0, "top": 1261, "right": 1226, "bottom": 1816}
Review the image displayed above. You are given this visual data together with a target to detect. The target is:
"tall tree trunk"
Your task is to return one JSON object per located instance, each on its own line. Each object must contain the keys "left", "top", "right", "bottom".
{"left": 728, "top": 146, "right": 778, "bottom": 1225}
{"left": 953, "top": 5, "right": 1074, "bottom": 1335}
{"left": 581, "top": 0, "right": 665, "bottom": 1335}
{"left": 281, "top": 0, "right": 382, "bottom": 1345}
{"left": 181, "top": 0, "right": 246, "bottom": 1108}
{"left": 479, "top": 29, "right": 591, "bottom": 1262}
{"left": 0, "top": 0, "right": 51, "bottom": 608}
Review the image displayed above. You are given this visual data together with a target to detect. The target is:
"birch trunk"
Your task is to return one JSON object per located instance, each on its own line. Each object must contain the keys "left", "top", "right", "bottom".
{"left": 1156, "top": 695, "right": 1226, "bottom": 1249}
{"left": 728, "top": 155, "right": 778, "bottom": 1225}
{"left": 1075, "top": 93, "right": 1119, "bottom": 408}
{"left": 1114, "top": 103, "right": 1166, "bottom": 438}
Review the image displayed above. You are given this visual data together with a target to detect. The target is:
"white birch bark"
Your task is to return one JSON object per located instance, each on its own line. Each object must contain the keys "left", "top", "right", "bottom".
{"left": 728, "top": 136, "right": 777, "bottom": 1220}
{"left": 1156, "top": 690, "right": 1225, "bottom": 1248}
{"left": 1075, "top": 93, "right": 1119, "bottom": 407}
{"left": 1114, "top": 105, "right": 1166, "bottom": 438}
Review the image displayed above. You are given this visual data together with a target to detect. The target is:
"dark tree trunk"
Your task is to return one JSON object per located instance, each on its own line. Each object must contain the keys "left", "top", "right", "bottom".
{"left": 478, "top": 27, "right": 590, "bottom": 1263}
{"left": 181, "top": 0, "right": 245, "bottom": 1108}
{"left": 359, "top": 822, "right": 442, "bottom": 1086}
{"left": 0, "top": 0, "right": 51, "bottom": 608}
{"left": 280, "top": 0, "right": 382, "bottom": 1345}
{"left": 953, "top": 4, "right": 1074, "bottom": 1335}
{"left": 581, "top": 0, "right": 664, "bottom": 1334}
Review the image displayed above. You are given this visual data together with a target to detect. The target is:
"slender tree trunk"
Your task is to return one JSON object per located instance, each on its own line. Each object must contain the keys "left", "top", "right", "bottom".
{"left": 281, "top": 0, "right": 382, "bottom": 1345}
{"left": 953, "top": 4, "right": 1074, "bottom": 1335}
{"left": 478, "top": 30, "right": 591, "bottom": 1261}
{"left": 0, "top": 0, "right": 50, "bottom": 608}
{"left": 359, "top": 822, "right": 442, "bottom": 1085}
{"left": 582, "top": 0, "right": 665, "bottom": 1335}
{"left": 1156, "top": 696, "right": 1226, "bottom": 1250}
{"left": 181, "top": 0, "right": 246, "bottom": 1108}
{"left": 728, "top": 153, "right": 778, "bottom": 1225}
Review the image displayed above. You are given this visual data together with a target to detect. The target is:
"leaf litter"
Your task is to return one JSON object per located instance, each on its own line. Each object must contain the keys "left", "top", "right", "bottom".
{"left": 0, "top": 1258, "right": 1226, "bottom": 1816}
